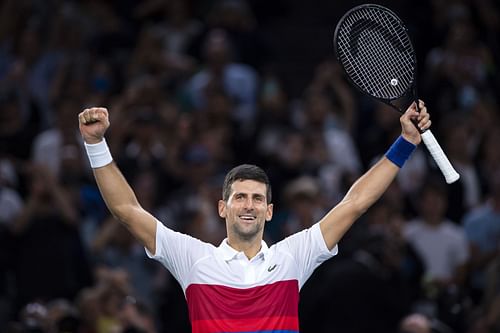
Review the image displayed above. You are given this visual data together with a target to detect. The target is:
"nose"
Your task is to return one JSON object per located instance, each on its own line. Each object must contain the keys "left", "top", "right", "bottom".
{"left": 242, "top": 197, "right": 254, "bottom": 210}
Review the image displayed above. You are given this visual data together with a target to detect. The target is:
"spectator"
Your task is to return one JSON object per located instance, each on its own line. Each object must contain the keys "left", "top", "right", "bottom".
{"left": 463, "top": 170, "right": 500, "bottom": 302}
{"left": 184, "top": 28, "right": 259, "bottom": 133}
{"left": 403, "top": 180, "right": 469, "bottom": 288}
{"left": 10, "top": 164, "right": 92, "bottom": 311}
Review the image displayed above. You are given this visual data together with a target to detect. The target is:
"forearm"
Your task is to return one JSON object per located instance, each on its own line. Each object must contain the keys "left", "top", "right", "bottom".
{"left": 345, "top": 157, "right": 399, "bottom": 214}
{"left": 93, "top": 162, "right": 141, "bottom": 222}
{"left": 320, "top": 157, "right": 399, "bottom": 248}
{"left": 93, "top": 162, "right": 157, "bottom": 252}
{"left": 319, "top": 103, "right": 428, "bottom": 250}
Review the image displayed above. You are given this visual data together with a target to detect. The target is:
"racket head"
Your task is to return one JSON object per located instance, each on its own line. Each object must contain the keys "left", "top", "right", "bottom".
{"left": 334, "top": 4, "right": 417, "bottom": 112}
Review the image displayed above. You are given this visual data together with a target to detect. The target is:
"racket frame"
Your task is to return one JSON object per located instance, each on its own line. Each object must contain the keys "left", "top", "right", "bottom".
{"left": 333, "top": 4, "right": 460, "bottom": 184}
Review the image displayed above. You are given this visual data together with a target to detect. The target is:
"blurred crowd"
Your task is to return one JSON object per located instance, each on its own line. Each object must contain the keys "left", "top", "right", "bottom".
{"left": 0, "top": 0, "right": 499, "bottom": 333}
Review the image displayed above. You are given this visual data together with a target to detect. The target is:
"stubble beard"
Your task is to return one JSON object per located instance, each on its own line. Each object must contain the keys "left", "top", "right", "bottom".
{"left": 232, "top": 219, "right": 263, "bottom": 242}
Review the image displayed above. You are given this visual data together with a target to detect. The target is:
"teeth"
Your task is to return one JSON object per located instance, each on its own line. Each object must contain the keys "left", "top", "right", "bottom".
{"left": 239, "top": 215, "right": 255, "bottom": 220}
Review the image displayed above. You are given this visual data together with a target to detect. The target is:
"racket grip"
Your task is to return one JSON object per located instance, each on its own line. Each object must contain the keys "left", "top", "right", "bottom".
{"left": 421, "top": 130, "right": 460, "bottom": 184}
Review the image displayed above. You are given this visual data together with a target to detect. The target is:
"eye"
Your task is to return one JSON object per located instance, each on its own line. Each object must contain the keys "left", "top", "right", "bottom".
{"left": 254, "top": 195, "right": 265, "bottom": 203}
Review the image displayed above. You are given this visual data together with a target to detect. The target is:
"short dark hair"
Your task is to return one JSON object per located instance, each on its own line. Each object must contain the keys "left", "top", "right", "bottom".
{"left": 222, "top": 164, "right": 272, "bottom": 203}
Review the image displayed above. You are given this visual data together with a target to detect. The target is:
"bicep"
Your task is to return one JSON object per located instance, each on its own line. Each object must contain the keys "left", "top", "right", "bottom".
{"left": 121, "top": 206, "right": 158, "bottom": 254}
{"left": 319, "top": 199, "right": 359, "bottom": 250}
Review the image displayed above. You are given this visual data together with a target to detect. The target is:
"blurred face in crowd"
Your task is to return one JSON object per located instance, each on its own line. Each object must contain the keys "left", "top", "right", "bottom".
{"left": 204, "top": 30, "right": 231, "bottom": 71}
{"left": 420, "top": 186, "right": 447, "bottom": 224}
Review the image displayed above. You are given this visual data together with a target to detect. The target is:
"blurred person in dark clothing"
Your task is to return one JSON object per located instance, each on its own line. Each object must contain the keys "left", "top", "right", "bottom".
{"left": 0, "top": 88, "right": 37, "bottom": 161}
{"left": 424, "top": 14, "right": 495, "bottom": 114}
{"left": 184, "top": 28, "right": 259, "bottom": 136}
{"left": 300, "top": 198, "right": 424, "bottom": 333}
{"left": 463, "top": 169, "right": 500, "bottom": 303}
{"left": 10, "top": 164, "right": 92, "bottom": 312}
{"left": 280, "top": 176, "right": 325, "bottom": 237}
{"left": 91, "top": 216, "right": 162, "bottom": 311}
{"left": 300, "top": 230, "right": 416, "bottom": 333}
{"left": 31, "top": 97, "right": 88, "bottom": 182}
{"left": 119, "top": 296, "right": 157, "bottom": 333}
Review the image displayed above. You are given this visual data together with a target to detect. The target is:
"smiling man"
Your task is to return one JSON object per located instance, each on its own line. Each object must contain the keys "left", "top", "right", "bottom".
{"left": 79, "top": 101, "right": 431, "bottom": 333}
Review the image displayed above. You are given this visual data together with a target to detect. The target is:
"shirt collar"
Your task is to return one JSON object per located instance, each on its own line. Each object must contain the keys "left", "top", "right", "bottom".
{"left": 217, "top": 238, "right": 269, "bottom": 261}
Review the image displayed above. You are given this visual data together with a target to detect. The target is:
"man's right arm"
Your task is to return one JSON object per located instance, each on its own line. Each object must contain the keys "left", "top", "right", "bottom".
{"left": 93, "top": 163, "right": 157, "bottom": 254}
{"left": 79, "top": 107, "right": 157, "bottom": 254}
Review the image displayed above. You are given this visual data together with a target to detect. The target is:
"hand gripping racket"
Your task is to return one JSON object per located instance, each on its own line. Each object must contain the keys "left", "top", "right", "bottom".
{"left": 334, "top": 4, "right": 459, "bottom": 184}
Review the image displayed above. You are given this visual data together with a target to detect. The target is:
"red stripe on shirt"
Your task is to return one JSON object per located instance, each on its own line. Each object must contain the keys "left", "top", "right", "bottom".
{"left": 191, "top": 315, "right": 299, "bottom": 333}
{"left": 186, "top": 280, "right": 299, "bottom": 321}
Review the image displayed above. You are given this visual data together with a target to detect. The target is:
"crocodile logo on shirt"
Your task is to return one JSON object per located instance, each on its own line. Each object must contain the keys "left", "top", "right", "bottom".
{"left": 267, "top": 264, "right": 277, "bottom": 272}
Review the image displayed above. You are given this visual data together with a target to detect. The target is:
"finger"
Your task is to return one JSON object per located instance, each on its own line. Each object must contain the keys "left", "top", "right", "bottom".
{"left": 87, "top": 107, "right": 103, "bottom": 123}
{"left": 417, "top": 108, "right": 429, "bottom": 121}
{"left": 80, "top": 109, "right": 91, "bottom": 125}
{"left": 421, "top": 119, "right": 432, "bottom": 131}
{"left": 96, "top": 107, "right": 109, "bottom": 121}
{"left": 90, "top": 107, "right": 108, "bottom": 122}
{"left": 84, "top": 109, "right": 95, "bottom": 124}
{"left": 407, "top": 102, "right": 417, "bottom": 111}
{"left": 417, "top": 106, "right": 430, "bottom": 129}
{"left": 416, "top": 106, "right": 427, "bottom": 120}
{"left": 403, "top": 106, "right": 419, "bottom": 121}
{"left": 78, "top": 111, "right": 86, "bottom": 125}
{"left": 418, "top": 118, "right": 431, "bottom": 131}
{"left": 418, "top": 99, "right": 425, "bottom": 110}
{"left": 89, "top": 108, "right": 99, "bottom": 123}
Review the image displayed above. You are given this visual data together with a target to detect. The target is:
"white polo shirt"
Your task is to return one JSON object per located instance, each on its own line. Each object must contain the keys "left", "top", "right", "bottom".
{"left": 147, "top": 220, "right": 338, "bottom": 333}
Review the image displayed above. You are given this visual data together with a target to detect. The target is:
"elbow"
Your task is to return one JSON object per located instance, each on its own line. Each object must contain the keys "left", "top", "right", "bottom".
{"left": 343, "top": 192, "right": 369, "bottom": 219}
{"left": 110, "top": 203, "right": 140, "bottom": 226}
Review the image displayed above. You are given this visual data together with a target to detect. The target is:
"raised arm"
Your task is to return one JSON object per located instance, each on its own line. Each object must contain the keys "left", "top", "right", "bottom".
{"left": 78, "top": 107, "right": 157, "bottom": 254}
{"left": 319, "top": 101, "right": 431, "bottom": 250}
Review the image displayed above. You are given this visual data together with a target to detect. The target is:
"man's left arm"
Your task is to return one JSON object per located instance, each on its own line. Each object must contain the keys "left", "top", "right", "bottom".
{"left": 319, "top": 101, "right": 431, "bottom": 250}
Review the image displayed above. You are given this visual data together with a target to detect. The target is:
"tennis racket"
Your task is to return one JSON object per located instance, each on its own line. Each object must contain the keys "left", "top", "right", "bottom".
{"left": 333, "top": 4, "right": 460, "bottom": 184}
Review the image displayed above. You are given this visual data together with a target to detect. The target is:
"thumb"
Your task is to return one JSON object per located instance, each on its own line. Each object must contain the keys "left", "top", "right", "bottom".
{"left": 400, "top": 102, "right": 421, "bottom": 145}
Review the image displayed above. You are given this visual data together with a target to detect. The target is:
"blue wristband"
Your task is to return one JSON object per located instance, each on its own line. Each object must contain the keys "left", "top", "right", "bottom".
{"left": 385, "top": 136, "right": 416, "bottom": 168}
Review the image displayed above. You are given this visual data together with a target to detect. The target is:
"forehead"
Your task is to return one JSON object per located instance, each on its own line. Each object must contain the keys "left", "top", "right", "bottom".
{"left": 230, "top": 179, "right": 267, "bottom": 196}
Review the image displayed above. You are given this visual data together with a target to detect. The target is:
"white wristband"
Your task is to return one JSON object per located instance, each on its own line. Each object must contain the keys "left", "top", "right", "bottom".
{"left": 84, "top": 138, "right": 113, "bottom": 168}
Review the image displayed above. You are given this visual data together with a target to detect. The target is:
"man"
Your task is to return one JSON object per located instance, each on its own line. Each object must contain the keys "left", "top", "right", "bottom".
{"left": 404, "top": 179, "right": 469, "bottom": 288}
{"left": 78, "top": 101, "right": 431, "bottom": 333}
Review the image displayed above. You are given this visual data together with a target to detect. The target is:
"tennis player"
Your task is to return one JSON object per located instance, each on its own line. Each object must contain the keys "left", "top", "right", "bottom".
{"left": 79, "top": 100, "right": 430, "bottom": 333}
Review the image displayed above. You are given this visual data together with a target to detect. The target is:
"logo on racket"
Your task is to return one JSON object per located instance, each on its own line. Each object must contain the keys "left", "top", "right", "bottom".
{"left": 390, "top": 79, "right": 398, "bottom": 86}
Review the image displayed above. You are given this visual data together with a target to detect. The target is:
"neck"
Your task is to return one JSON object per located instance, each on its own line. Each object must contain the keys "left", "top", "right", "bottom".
{"left": 423, "top": 216, "right": 442, "bottom": 226}
{"left": 227, "top": 237, "right": 262, "bottom": 260}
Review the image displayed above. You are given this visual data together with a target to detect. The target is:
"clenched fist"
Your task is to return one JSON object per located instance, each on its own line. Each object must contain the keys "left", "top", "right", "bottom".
{"left": 400, "top": 100, "right": 431, "bottom": 145}
{"left": 78, "top": 107, "right": 110, "bottom": 144}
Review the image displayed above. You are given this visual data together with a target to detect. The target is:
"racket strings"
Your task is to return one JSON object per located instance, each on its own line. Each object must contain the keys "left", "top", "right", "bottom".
{"left": 347, "top": 11, "right": 411, "bottom": 96}
{"left": 336, "top": 7, "right": 415, "bottom": 100}
{"left": 342, "top": 9, "right": 411, "bottom": 88}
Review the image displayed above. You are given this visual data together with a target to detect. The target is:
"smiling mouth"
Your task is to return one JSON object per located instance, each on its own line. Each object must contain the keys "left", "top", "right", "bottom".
{"left": 238, "top": 214, "right": 256, "bottom": 222}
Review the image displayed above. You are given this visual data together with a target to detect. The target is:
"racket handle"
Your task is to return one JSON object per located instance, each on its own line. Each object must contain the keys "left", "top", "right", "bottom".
{"left": 421, "top": 130, "right": 460, "bottom": 184}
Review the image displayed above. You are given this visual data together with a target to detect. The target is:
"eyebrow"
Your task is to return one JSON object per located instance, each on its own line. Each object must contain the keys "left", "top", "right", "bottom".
{"left": 233, "top": 192, "right": 266, "bottom": 198}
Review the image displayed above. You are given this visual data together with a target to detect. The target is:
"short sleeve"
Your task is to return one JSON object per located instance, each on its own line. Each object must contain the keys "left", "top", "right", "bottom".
{"left": 145, "top": 220, "right": 214, "bottom": 289}
{"left": 276, "top": 223, "right": 338, "bottom": 288}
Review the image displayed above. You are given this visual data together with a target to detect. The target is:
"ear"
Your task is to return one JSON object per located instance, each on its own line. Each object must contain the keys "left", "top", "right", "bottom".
{"left": 218, "top": 200, "right": 227, "bottom": 218}
{"left": 265, "top": 203, "right": 273, "bottom": 222}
